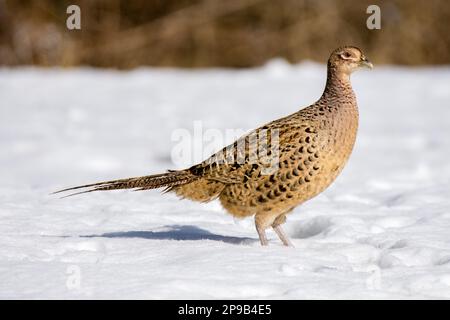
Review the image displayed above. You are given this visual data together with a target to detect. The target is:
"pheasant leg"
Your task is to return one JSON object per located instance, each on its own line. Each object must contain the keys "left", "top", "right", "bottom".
{"left": 273, "top": 225, "right": 294, "bottom": 247}
{"left": 256, "top": 224, "right": 269, "bottom": 246}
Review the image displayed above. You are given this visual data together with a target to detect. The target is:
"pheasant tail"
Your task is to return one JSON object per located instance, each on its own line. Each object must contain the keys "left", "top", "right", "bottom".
{"left": 52, "top": 170, "right": 196, "bottom": 198}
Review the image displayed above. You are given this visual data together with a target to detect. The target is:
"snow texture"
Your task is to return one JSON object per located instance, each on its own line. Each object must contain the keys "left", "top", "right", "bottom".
{"left": 1, "top": 61, "right": 450, "bottom": 299}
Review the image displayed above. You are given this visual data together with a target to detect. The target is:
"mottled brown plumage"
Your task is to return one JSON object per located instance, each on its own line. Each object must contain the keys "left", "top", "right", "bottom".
{"left": 55, "top": 46, "right": 373, "bottom": 246}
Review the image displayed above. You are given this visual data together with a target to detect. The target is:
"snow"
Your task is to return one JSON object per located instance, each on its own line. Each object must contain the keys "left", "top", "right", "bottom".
{"left": 1, "top": 61, "right": 450, "bottom": 299}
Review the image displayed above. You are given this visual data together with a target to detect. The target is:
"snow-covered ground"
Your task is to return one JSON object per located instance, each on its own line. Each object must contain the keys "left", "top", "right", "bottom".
{"left": 1, "top": 61, "right": 450, "bottom": 299}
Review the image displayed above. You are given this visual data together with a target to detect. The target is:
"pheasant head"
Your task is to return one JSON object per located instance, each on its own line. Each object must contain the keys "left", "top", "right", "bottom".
{"left": 328, "top": 46, "right": 373, "bottom": 80}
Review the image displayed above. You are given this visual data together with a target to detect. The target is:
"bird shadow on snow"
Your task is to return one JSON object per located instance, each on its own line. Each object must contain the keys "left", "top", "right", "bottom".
{"left": 81, "top": 225, "right": 256, "bottom": 245}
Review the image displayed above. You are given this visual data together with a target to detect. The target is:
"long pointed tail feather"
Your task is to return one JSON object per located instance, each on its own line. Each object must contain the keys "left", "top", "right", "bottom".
{"left": 52, "top": 170, "right": 196, "bottom": 198}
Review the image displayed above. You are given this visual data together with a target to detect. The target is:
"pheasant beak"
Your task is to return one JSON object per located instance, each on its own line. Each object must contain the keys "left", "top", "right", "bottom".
{"left": 360, "top": 57, "right": 373, "bottom": 69}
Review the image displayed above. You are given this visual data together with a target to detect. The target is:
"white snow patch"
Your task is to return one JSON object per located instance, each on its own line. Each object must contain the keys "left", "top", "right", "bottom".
{"left": 1, "top": 63, "right": 450, "bottom": 299}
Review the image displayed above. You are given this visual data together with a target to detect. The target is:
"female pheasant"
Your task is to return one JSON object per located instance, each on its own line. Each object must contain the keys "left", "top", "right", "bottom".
{"left": 55, "top": 46, "right": 373, "bottom": 246}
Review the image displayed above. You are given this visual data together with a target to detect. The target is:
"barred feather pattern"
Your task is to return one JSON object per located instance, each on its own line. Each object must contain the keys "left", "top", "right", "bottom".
{"left": 53, "top": 170, "right": 197, "bottom": 198}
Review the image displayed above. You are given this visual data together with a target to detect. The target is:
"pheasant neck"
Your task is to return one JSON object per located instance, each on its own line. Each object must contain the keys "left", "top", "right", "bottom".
{"left": 321, "top": 65, "right": 354, "bottom": 100}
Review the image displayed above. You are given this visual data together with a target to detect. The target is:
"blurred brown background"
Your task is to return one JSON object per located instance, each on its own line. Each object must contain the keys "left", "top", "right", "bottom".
{"left": 0, "top": 0, "right": 449, "bottom": 68}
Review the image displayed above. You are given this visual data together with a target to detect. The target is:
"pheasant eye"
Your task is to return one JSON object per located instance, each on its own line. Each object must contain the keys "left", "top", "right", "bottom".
{"left": 343, "top": 52, "right": 351, "bottom": 58}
